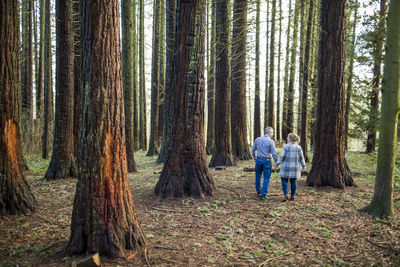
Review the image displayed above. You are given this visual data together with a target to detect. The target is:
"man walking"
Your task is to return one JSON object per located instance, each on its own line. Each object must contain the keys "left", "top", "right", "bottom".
{"left": 252, "top": 127, "right": 278, "bottom": 200}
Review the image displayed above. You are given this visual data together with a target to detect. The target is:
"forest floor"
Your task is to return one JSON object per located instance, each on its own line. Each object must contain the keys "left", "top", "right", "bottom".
{"left": 1, "top": 150, "right": 400, "bottom": 266}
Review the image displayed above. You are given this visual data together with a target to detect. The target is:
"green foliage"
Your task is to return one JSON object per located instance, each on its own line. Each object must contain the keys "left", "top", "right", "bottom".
{"left": 25, "top": 154, "right": 50, "bottom": 175}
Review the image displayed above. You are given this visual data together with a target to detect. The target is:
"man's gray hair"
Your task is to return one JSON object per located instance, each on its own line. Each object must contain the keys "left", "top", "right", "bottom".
{"left": 265, "top": 127, "right": 274, "bottom": 134}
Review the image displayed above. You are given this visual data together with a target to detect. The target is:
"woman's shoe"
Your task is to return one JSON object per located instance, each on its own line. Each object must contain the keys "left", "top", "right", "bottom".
{"left": 290, "top": 196, "right": 295, "bottom": 201}
{"left": 282, "top": 194, "right": 289, "bottom": 202}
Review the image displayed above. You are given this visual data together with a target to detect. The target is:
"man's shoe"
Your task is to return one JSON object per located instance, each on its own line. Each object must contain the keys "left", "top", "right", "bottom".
{"left": 257, "top": 192, "right": 261, "bottom": 197}
{"left": 260, "top": 195, "right": 268, "bottom": 201}
{"left": 290, "top": 196, "right": 295, "bottom": 201}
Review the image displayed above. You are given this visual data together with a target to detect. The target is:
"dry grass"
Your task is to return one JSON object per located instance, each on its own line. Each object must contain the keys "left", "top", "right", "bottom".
{"left": 1, "top": 151, "right": 400, "bottom": 266}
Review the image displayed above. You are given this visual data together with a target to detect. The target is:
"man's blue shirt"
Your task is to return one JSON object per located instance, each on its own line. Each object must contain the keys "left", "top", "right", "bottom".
{"left": 252, "top": 135, "right": 278, "bottom": 162}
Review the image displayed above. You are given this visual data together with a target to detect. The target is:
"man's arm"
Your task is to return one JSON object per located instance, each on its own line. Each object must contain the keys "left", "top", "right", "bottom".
{"left": 270, "top": 140, "right": 278, "bottom": 162}
{"left": 251, "top": 139, "right": 257, "bottom": 159}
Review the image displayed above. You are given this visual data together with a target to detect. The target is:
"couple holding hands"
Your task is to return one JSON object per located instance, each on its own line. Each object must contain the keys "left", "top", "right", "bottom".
{"left": 252, "top": 127, "right": 306, "bottom": 201}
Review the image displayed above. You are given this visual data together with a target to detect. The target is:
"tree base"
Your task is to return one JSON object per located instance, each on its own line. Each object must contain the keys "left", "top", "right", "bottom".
{"left": 155, "top": 156, "right": 215, "bottom": 199}
{"left": 234, "top": 148, "right": 252, "bottom": 161}
{"left": 307, "top": 158, "right": 355, "bottom": 188}
{"left": 45, "top": 157, "right": 77, "bottom": 180}
{"left": 127, "top": 160, "right": 137, "bottom": 173}
{"left": 359, "top": 199, "right": 395, "bottom": 218}
{"left": 209, "top": 151, "right": 237, "bottom": 168}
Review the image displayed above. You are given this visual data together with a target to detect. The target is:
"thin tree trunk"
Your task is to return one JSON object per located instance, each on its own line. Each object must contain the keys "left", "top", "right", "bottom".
{"left": 264, "top": 0, "right": 269, "bottom": 130}
{"left": 297, "top": 0, "right": 306, "bottom": 134}
{"left": 121, "top": 0, "right": 137, "bottom": 172}
{"left": 157, "top": 0, "right": 176, "bottom": 163}
{"left": 366, "top": 0, "right": 386, "bottom": 153}
{"left": 36, "top": 0, "right": 45, "bottom": 121}
{"left": 133, "top": 0, "right": 139, "bottom": 151}
{"left": 157, "top": 0, "right": 166, "bottom": 149}
{"left": 231, "top": 0, "right": 251, "bottom": 160}
{"left": 282, "top": 0, "right": 292, "bottom": 140}
{"left": 253, "top": 0, "right": 261, "bottom": 141}
{"left": 345, "top": 3, "right": 358, "bottom": 150}
{"left": 209, "top": 0, "right": 236, "bottom": 167}
{"left": 155, "top": 0, "right": 215, "bottom": 198}
{"left": 360, "top": 0, "right": 399, "bottom": 217}
{"left": 66, "top": 0, "right": 146, "bottom": 257}
{"left": 73, "top": 0, "right": 80, "bottom": 159}
{"left": 276, "top": 0, "right": 282, "bottom": 142}
{"left": 45, "top": 0, "right": 77, "bottom": 180}
{"left": 300, "top": 0, "right": 313, "bottom": 163}
{"left": 147, "top": 0, "right": 160, "bottom": 156}
{"left": 0, "top": 0, "right": 36, "bottom": 215}
{"left": 139, "top": 0, "right": 147, "bottom": 150}
{"left": 307, "top": 0, "right": 354, "bottom": 188}
{"left": 206, "top": 0, "right": 216, "bottom": 155}
{"left": 267, "top": 0, "right": 276, "bottom": 129}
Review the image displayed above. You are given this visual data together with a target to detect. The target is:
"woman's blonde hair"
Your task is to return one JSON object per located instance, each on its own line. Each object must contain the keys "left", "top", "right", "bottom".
{"left": 288, "top": 133, "right": 300, "bottom": 144}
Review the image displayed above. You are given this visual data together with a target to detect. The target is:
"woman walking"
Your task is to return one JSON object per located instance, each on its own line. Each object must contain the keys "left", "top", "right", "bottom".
{"left": 274, "top": 133, "right": 306, "bottom": 201}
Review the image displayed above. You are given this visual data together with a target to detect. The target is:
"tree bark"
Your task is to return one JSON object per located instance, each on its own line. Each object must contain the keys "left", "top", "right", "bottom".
{"left": 73, "top": 0, "right": 81, "bottom": 159}
{"left": 121, "top": 0, "right": 137, "bottom": 172}
{"left": 139, "top": 0, "right": 147, "bottom": 150}
{"left": 366, "top": 0, "right": 386, "bottom": 153}
{"left": 282, "top": 0, "right": 292, "bottom": 140}
{"left": 264, "top": 0, "right": 269, "bottom": 130}
{"left": 307, "top": 0, "right": 354, "bottom": 188}
{"left": 157, "top": 0, "right": 166, "bottom": 149}
{"left": 147, "top": 0, "right": 161, "bottom": 156}
{"left": 133, "top": 0, "right": 139, "bottom": 151}
{"left": 45, "top": 0, "right": 77, "bottom": 180}
{"left": 36, "top": 0, "right": 45, "bottom": 121}
{"left": 155, "top": 0, "right": 215, "bottom": 199}
{"left": 267, "top": 0, "right": 276, "bottom": 129}
{"left": 157, "top": 0, "right": 176, "bottom": 163}
{"left": 0, "top": 0, "right": 36, "bottom": 216}
{"left": 209, "top": 0, "right": 236, "bottom": 167}
{"left": 231, "top": 0, "right": 251, "bottom": 160}
{"left": 276, "top": 0, "right": 283, "bottom": 142}
{"left": 206, "top": 0, "right": 216, "bottom": 155}
{"left": 253, "top": 0, "right": 261, "bottom": 141}
{"left": 66, "top": 0, "right": 146, "bottom": 257}
{"left": 360, "top": 0, "right": 399, "bottom": 217}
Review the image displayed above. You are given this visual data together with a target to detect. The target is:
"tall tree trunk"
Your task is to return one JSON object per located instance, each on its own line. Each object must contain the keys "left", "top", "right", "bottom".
{"left": 345, "top": 3, "right": 358, "bottom": 150}
{"left": 231, "top": 0, "right": 251, "bottom": 160}
{"left": 267, "top": 0, "right": 276, "bottom": 129}
{"left": 121, "top": 0, "right": 137, "bottom": 172}
{"left": 286, "top": 0, "right": 299, "bottom": 136}
{"left": 307, "top": 0, "right": 354, "bottom": 188}
{"left": 36, "top": 0, "right": 45, "bottom": 122}
{"left": 297, "top": 0, "right": 306, "bottom": 134}
{"left": 209, "top": 0, "right": 236, "bottom": 167}
{"left": 21, "top": 0, "right": 34, "bottom": 152}
{"left": 45, "top": 0, "right": 77, "bottom": 180}
{"left": 264, "top": 0, "right": 269, "bottom": 130}
{"left": 139, "top": 0, "right": 147, "bottom": 150}
{"left": 0, "top": 0, "right": 36, "bottom": 215}
{"left": 366, "top": 0, "right": 386, "bottom": 153}
{"left": 157, "top": 0, "right": 176, "bottom": 163}
{"left": 73, "top": 0, "right": 81, "bottom": 159}
{"left": 133, "top": 0, "right": 139, "bottom": 151}
{"left": 253, "top": 0, "right": 261, "bottom": 141}
{"left": 42, "top": 0, "right": 52, "bottom": 159}
{"left": 276, "top": 0, "right": 282, "bottom": 142}
{"left": 155, "top": 0, "right": 215, "bottom": 198}
{"left": 206, "top": 0, "right": 216, "bottom": 155}
{"left": 157, "top": 0, "right": 166, "bottom": 149}
{"left": 360, "top": 0, "right": 399, "bottom": 217}
{"left": 282, "top": 0, "right": 292, "bottom": 140}
{"left": 147, "top": 0, "right": 160, "bottom": 156}
{"left": 300, "top": 0, "right": 314, "bottom": 163}
{"left": 66, "top": 0, "right": 146, "bottom": 257}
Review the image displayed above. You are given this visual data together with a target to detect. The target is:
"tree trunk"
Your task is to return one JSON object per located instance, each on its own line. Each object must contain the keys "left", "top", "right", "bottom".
{"left": 66, "top": 0, "right": 146, "bottom": 257}
{"left": 0, "top": 0, "right": 36, "bottom": 215}
{"left": 45, "top": 0, "right": 77, "bottom": 180}
{"left": 155, "top": 0, "right": 215, "bottom": 199}
{"left": 121, "top": 0, "right": 137, "bottom": 172}
{"left": 345, "top": 3, "right": 358, "bottom": 150}
{"left": 264, "top": 0, "right": 269, "bottom": 130}
{"left": 360, "top": 0, "right": 399, "bottom": 217}
{"left": 157, "top": 0, "right": 176, "bottom": 163}
{"left": 366, "top": 0, "right": 386, "bottom": 153}
{"left": 157, "top": 0, "right": 166, "bottom": 149}
{"left": 282, "top": 0, "right": 292, "bottom": 140}
{"left": 36, "top": 0, "right": 45, "bottom": 121}
{"left": 297, "top": 0, "right": 306, "bottom": 134}
{"left": 276, "top": 0, "right": 282, "bottom": 142}
{"left": 231, "top": 0, "right": 251, "bottom": 160}
{"left": 253, "top": 0, "right": 261, "bottom": 141}
{"left": 286, "top": 0, "right": 300, "bottom": 136}
{"left": 267, "top": 0, "right": 276, "bottom": 129}
{"left": 300, "top": 0, "right": 314, "bottom": 163}
{"left": 73, "top": 0, "right": 81, "bottom": 159}
{"left": 307, "top": 0, "right": 354, "bottom": 188}
{"left": 147, "top": 0, "right": 160, "bottom": 156}
{"left": 21, "top": 0, "right": 34, "bottom": 153}
{"left": 209, "top": 0, "right": 236, "bottom": 167}
{"left": 42, "top": 0, "right": 52, "bottom": 159}
{"left": 133, "top": 0, "right": 139, "bottom": 151}
{"left": 139, "top": 0, "right": 147, "bottom": 150}
{"left": 206, "top": 0, "right": 216, "bottom": 155}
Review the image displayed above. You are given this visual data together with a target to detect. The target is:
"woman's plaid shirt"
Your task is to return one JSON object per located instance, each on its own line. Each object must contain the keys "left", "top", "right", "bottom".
{"left": 275, "top": 142, "right": 306, "bottom": 179}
